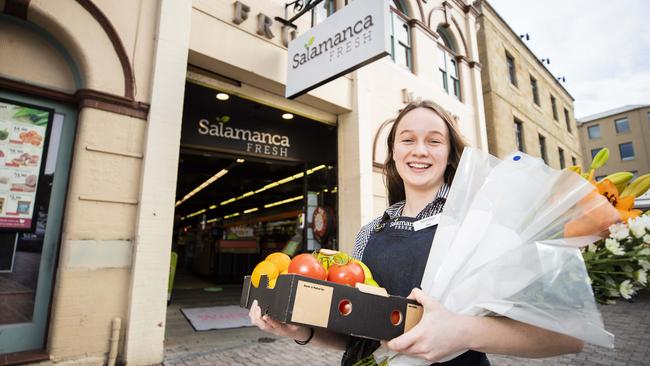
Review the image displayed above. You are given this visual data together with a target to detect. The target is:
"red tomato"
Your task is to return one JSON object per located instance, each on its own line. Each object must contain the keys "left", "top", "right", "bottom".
{"left": 287, "top": 253, "right": 327, "bottom": 280}
{"left": 327, "top": 262, "right": 365, "bottom": 286}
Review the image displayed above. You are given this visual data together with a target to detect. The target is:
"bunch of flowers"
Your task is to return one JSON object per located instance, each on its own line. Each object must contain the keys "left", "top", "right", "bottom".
{"left": 570, "top": 147, "right": 650, "bottom": 303}
{"left": 582, "top": 215, "right": 650, "bottom": 303}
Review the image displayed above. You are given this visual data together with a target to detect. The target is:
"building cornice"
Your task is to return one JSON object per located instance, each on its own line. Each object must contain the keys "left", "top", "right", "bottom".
{"left": 0, "top": 76, "right": 150, "bottom": 119}
{"left": 408, "top": 18, "right": 439, "bottom": 41}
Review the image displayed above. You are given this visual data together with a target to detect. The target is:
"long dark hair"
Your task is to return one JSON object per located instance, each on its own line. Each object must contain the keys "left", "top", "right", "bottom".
{"left": 384, "top": 100, "right": 467, "bottom": 205}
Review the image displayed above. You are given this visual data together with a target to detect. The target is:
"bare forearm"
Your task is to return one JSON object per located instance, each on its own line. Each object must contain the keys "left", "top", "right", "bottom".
{"left": 462, "top": 316, "right": 584, "bottom": 357}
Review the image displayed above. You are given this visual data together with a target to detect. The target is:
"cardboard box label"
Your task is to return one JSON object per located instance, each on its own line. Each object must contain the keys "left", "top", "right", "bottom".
{"left": 404, "top": 303, "right": 423, "bottom": 333}
{"left": 291, "top": 280, "right": 334, "bottom": 327}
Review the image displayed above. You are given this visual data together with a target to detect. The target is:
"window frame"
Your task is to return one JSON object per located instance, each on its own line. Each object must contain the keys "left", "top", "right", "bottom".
{"left": 614, "top": 117, "right": 630, "bottom": 134}
{"left": 571, "top": 156, "right": 577, "bottom": 166}
{"left": 538, "top": 134, "right": 547, "bottom": 163}
{"left": 558, "top": 147, "right": 565, "bottom": 169}
{"left": 590, "top": 148, "right": 601, "bottom": 159}
{"left": 587, "top": 124, "right": 601, "bottom": 139}
{"left": 437, "top": 28, "right": 461, "bottom": 100}
{"left": 390, "top": 8, "right": 412, "bottom": 71}
{"left": 564, "top": 108, "right": 571, "bottom": 132}
{"left": 506, "top": 51, "right": 517, "bottom": 86}
{"left": 550, "top": 95, "right": 558, "bottom": 121}
{"left": 530, "top": 75, "right": 539, "bottom": 106}
{"left": 311, "top": 0, "right": 335, "bottom": 27}
{"left": 514, "top": 119, "right": 525, "bottom": 152}
{"left": 618, "top": 142, "right": 635, "bottom": 161}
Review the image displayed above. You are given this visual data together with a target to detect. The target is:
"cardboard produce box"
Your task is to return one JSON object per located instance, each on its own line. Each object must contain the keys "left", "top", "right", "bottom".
{"left": 240, "top": 274, "right": 423, "bottom": 340}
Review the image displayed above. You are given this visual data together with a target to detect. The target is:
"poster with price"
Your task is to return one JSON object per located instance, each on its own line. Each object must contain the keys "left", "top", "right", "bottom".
{"left": 0, "top": 98, "right": 53, "bottom": 231}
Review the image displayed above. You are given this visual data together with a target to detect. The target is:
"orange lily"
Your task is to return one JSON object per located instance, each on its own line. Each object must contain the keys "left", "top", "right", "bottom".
{"left": 596, "top": 179, "right": 642, "bottom": 221}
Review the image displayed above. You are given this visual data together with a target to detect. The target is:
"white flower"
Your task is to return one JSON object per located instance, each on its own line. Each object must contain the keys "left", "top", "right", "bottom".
{"left": 586, "top": 277, "right": 593, "bottom": 285}
{"left": 588, "top": 243, "right": 598, "bottom": 253}
{"left": 636, "top": 270, "right": 648, "bottom": 286}
{"left": 628, "top": 216, "right": 648, "bottom": 239}
{"left": 605, "top": 238, "right": 625, "bottom": 255}
{"left": 635, "top": 215, "right": 650, "bottom": 230}
{"left": 606, "top": 299, "right": 617, "bottom": 305}
{"left": 644, "top": 234, "right": 650, "bottom": 244}
{"left": 619, "top": 280, "right": 635, "bottom": 299}
{"left": 640, "top": 247, "right": 650, "bottom": 255}
{"left": 639, "top": 259, "right": 650, "bottom": 271}
{"left": 609, "top": 223, "right": 630, "bottom": 240}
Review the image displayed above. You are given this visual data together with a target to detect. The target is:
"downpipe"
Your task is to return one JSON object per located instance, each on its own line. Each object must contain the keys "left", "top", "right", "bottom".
{"left": 108, "top": 318, "right": 122, "bottom": 366}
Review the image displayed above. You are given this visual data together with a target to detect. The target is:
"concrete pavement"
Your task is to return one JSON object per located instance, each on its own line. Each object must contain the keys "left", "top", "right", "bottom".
{"left": 163, "top": 290, "right": 650, "bottom": 366}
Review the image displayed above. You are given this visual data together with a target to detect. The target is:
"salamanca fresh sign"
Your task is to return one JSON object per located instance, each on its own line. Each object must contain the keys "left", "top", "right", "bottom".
{"left": 285, "top": 0, "right": 390, "bottom": 99}
{"left": 198, "top": 119, "right": 290, "bottom": 147}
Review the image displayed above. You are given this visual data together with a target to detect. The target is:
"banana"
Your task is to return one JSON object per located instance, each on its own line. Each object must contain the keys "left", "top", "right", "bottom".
{"left": 620, "top": 174, "right": 650, "bottom": 198}
{"left": 352, "top": 259, "right": 373, "bottom": 281}
{"left": 601, "top": 172, "right": 634, "bottom": 193}
{"left": 590, "top": 148, "right": 610, "bottom": 170}
{"left": 567, "top": 166, "right": 582, "bottom": 174}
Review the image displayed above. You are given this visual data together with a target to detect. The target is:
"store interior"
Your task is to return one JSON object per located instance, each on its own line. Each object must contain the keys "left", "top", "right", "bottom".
{"left": 169, "top": 81, "right": 338, "bottom": 303}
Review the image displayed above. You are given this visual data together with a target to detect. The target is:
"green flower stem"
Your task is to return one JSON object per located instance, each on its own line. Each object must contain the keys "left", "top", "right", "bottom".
{"left": 589, "top": 271, "right": 634, "bottom": 275}
{"left": 588, "top": 258, "right": 636, "bottom": 265}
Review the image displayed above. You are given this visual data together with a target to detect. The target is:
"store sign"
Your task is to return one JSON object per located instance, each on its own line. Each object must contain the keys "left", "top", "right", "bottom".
{"left": 285, "top": 0, "right": 390, "bottom": 99}
{"left": 181, "top": 82, "right": 336, "bottom": 163}
{"left": 196, "top": 118, "right": 291, "bottom": 158}
{"left": 0, "top": 98, "right": 53, "bottom": 231}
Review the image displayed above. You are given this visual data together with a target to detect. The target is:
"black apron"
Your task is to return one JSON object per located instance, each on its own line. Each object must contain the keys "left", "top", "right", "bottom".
{"left": 341, "top": 216, "right": 490, "bottom": 366}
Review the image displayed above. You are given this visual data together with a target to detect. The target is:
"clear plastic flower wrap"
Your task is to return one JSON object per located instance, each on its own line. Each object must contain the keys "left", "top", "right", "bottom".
{"left": 375, "top": 148, "right": 620, "bottom": 365}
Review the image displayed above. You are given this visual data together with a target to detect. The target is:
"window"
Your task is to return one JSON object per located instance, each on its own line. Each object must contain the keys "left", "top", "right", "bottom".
{"left": 390, "top": 2, "right": 412, "bottom": 71}
{"left": 619, "top": 142, "right": 635, "bottom": 160}
{"left": 595, "top": 175, "right": 607, "bottom": 181}
{"left": 558, "top": 147, "right": 565, "bottom": 169}
{"left": 571, "top": 156, "right": 577, "bottom": 166}
{"left": 615, "top": 117, "right": 630, "bottom": 134}
{"left": 587, "top": 124, "right": 601, "bottom": 139}
{"left": 550, "top": 95, "right": 558, "bottom": 120}
{"left": 631, "top": 170, "right": 639, "bottom": 179}
{"left": 539, "top": 134, "right": 547, "bottom": 163}
{"left": 590, "top": 148, "right": 601, "bottom": 159}
{"left": 506, "top": 52, "right": 517, "bottom": 86}
{"left": 564, "top": 108, "right": 571, "bottom": 132}
{"left": 438, "top": 27, "right": 460, "bottom": 99}
{"left": 311, "top": 0, "right": 335, "bottom": 26}
{"left": 530, "top": 75, "right": 539, "bottom": 105}
{"left": 514, "top": 119, "right": 525, "bottom": 152}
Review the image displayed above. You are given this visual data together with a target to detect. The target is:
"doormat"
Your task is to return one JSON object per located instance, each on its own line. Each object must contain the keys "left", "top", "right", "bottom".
{"left": 180, "top": 305, "right": 252, "bottom": 331}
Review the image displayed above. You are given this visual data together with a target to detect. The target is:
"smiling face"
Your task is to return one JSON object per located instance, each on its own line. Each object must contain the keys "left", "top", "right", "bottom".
{"left": 392, "top": 107, "right": 450, "bottom": 197}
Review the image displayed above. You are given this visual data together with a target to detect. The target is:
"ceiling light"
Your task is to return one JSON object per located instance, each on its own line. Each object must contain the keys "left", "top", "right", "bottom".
{"left": 282, "top": 113, "right": 294, "bottom": 120}
{"left": 244, "top": 207, "right": 259, "bottom": 214}
{"left": 264, "top": 195, "right": 303, "bottom": 209}
{"left": 205, "top": 165, "right": 326, "bottom": 209}
{"left": 237, "top": 158, "right": 245, "bottom": 163}
{"left": 176, "top": 168, "right": 229, "bottom": 207}
{"left": 224, "top": 212, "right": 240, "bottom": 219}
{"left": 216, "top": 93, "right": 230, "bottom": 101}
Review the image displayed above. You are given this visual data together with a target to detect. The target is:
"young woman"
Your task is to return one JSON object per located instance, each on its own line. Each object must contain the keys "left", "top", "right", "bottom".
{"left": 249, "top": 100, "right": 583, "bottom": 365}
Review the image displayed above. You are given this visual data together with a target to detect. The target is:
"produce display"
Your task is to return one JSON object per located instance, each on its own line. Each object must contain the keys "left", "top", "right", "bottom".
{"left": 249, "top": 249, "right": 379, "bottom": 289}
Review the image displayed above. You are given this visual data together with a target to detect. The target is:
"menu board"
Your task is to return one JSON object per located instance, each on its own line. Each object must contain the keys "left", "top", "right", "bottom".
{"left": 0, "top": 98, "right": 53, "bottom": 231}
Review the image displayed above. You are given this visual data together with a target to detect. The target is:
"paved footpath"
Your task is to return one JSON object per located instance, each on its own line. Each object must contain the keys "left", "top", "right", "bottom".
{"left": 164, "top": 291, "right": 649, "bottom": 366}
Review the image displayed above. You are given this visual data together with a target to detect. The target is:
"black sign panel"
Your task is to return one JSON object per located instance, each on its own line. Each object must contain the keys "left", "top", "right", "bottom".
{"left": 181, "top": 82, "right": 336, "bottom": 163}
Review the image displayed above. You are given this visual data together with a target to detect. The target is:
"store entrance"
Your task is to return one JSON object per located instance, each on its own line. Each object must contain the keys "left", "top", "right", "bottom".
{"left": 167, "top": 81, "right": 337, "bottom": 317}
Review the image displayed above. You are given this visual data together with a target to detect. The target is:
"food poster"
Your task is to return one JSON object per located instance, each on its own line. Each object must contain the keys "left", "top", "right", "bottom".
{"left": 0, "top": 99, "right": 53, "bottom": 231}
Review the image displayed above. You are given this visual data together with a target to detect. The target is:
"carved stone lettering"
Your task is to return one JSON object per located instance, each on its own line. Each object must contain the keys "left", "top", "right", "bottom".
{"left": 257, "top": 13, "right": 274, "bottom": 39}
{"left": 233, "top": 1, "right": 250, "bottom": 25}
